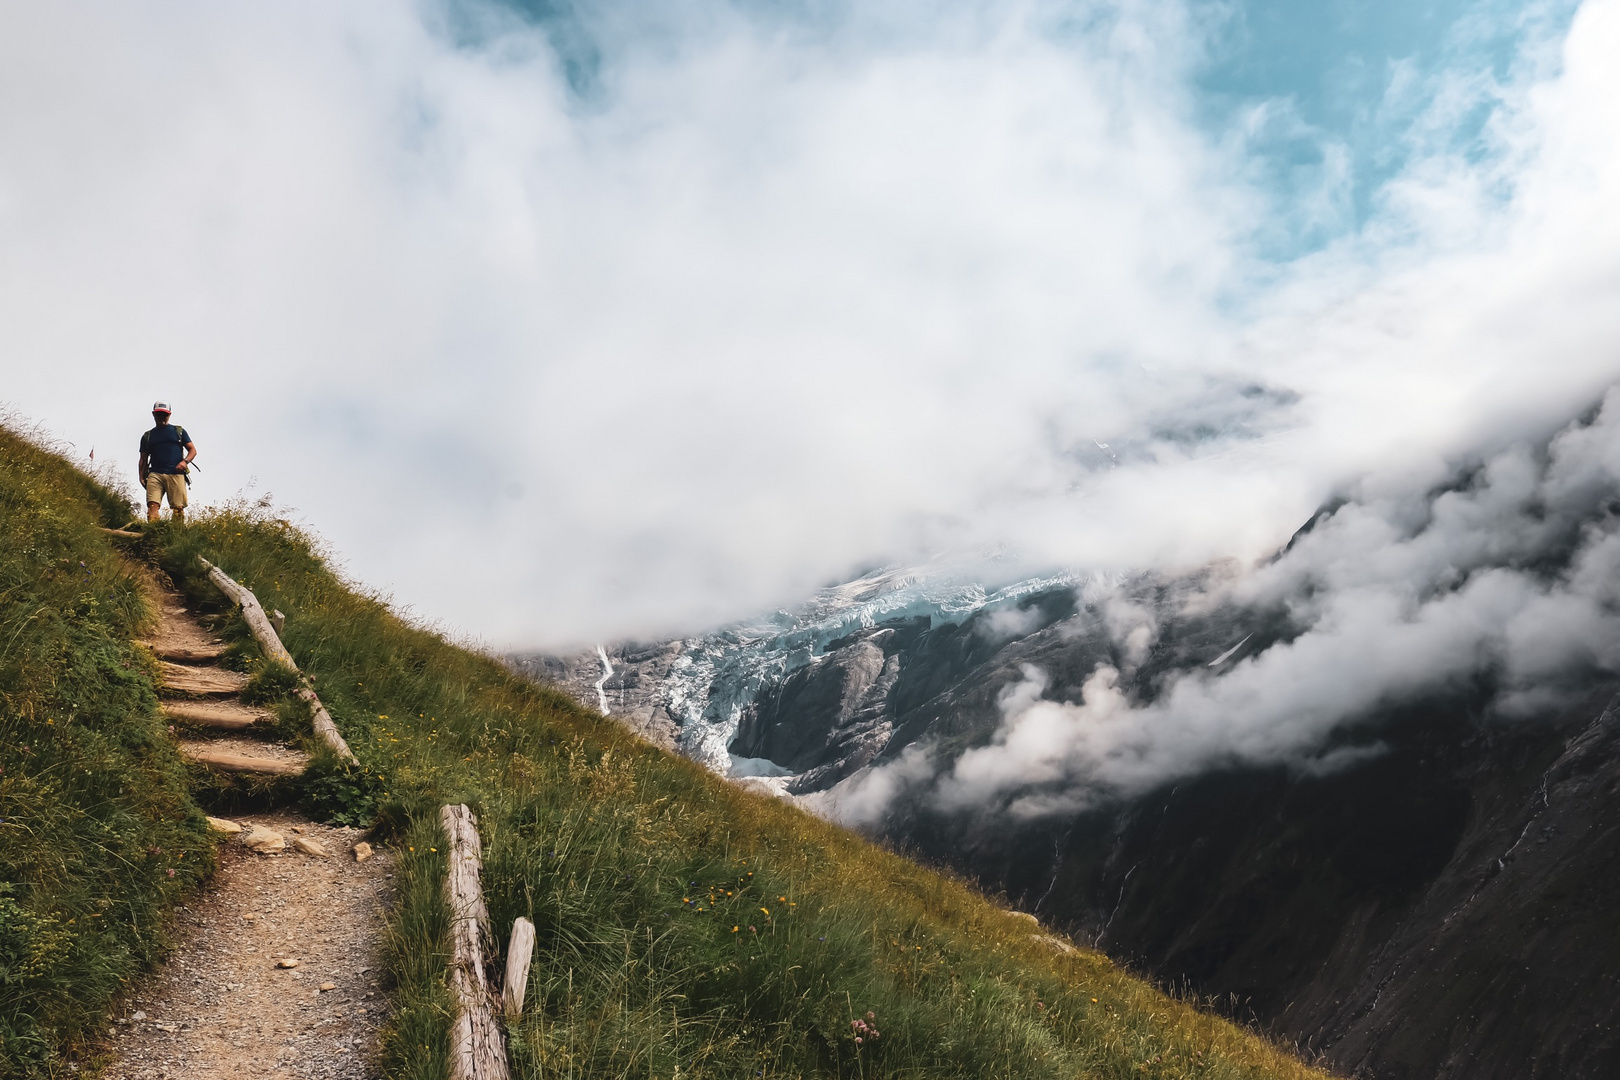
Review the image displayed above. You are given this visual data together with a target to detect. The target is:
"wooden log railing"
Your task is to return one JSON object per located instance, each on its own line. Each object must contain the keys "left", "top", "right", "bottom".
{"left": 441, "top": 804, "right": 511, "bottom": 1080}
{"left": 197, "top": 557, "right": 357, "bottom": 763}
{"left": 196, "top": 558, "right": 535, "bottom": 1076}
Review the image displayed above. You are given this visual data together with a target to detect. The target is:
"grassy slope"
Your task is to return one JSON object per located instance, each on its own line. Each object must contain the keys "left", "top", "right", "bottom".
{"left": 0, "top": 427, "right": 1330, "bottom": 1080}
{"left": 145, "top": 507, "right": 1332, "bottom": 1080}
{"left": 0, "top": 429, "right": 214, "bottom": 1077}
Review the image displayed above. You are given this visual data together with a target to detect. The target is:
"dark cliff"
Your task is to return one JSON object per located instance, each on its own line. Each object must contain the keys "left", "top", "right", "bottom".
{"left": 716, "top": 578, "right": 1620, "bottom": 1078}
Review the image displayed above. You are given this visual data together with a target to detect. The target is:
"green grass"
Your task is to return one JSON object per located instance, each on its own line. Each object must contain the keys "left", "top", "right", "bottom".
{"left": 142, "top": 504, "right": 1334, "bottom": 1080}
{"left": 0, "top": 427, "right": 214, "bottom": 1078}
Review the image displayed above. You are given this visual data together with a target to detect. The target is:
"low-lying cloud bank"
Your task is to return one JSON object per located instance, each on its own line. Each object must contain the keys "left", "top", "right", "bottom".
{"left": 831, "top": 387, "right": 1620, "bottom": 821}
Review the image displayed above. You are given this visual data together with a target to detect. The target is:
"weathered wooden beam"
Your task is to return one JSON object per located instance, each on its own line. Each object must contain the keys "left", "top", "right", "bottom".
{"left": 162, "top": 700, "right": 274, "bottom": 731}
{"left": 197, "top": 557, "right": 357, "bottom": 763}
{"left": 502, "top": 917, "right": 536, "bottom": 1020}
{"left": 441, "top": 804, "right": 510, "bottom": 1080}
{"left": 150, "top": 641, "right": 229, "bottom": 663}
{"left": 180, "top": 746, "right": 305, "bottom": 776}
{"left": 198, "top": 557, "right": 295, "bottom": 666}
{"left": 158, "top": 660, "right": 249, "bottom": 695}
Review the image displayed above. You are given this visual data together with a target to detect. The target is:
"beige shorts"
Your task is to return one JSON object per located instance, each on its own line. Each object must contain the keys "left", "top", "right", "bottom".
{"left": 145, "top": 472, "right": 188, "bottom": 509}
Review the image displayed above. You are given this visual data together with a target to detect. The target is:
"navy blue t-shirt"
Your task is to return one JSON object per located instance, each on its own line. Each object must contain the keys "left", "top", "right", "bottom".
{"left": 140, "top": 424, "right": 192, "bottom": 474}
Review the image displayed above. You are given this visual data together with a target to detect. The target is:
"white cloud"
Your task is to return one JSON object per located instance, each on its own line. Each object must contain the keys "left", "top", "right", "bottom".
{"left": 871, "top": 388, "right": 1620, "bottom": 818}
{"left": 3, "top": 0, "right": 1620, "bottom": 653}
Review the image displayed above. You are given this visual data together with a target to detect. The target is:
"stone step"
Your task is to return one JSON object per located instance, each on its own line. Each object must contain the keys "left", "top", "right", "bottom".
{"left": 158, "top": 661, "right": 249, "bottom": 696}
{"left": 150, "top": 641, "right": 229, "bottom": 663}
{"left": 162, "top": 700, "right": 276, "bottom": 731}
{"left": 179, "top": 741, "right": 306, "bottom": 776}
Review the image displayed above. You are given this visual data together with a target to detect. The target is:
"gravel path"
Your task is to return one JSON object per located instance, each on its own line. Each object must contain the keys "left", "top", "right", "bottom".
{"left": 99, "top": 813, "right": 394, "bottom": 1080}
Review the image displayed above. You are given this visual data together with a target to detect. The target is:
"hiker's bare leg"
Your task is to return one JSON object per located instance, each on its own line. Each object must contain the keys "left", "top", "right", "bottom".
{"left": 147, "top": 501, "right": 161, "bottom": 522}
{"left": 171, "top": 507, "right": 185, "bottom": 525}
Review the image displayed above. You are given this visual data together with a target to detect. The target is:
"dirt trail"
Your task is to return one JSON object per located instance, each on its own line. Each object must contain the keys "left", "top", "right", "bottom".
{"left": 99, "top": 584, "right": 394, "bottom": 1080}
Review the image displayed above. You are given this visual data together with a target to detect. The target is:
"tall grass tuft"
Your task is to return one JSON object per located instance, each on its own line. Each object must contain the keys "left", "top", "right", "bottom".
{"left": 146, "top": 503, "right": 1335, "bottom": 1080}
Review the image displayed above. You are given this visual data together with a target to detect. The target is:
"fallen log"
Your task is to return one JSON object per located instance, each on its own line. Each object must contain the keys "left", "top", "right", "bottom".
{"left": 441, "top": 804, "right": 510, "bottom": 1080}
{"left": 197, "top": 557, "right": 356, "bottom": 763}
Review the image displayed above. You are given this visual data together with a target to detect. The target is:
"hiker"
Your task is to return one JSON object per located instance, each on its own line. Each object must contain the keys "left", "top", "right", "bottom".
{"left": 137, "top": 400, "right": 196, "bottom": 523}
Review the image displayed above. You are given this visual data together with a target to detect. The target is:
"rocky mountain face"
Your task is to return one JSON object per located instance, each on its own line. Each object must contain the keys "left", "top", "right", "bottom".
{"left": 514, "top": 401, "right": 1620, "bottom": 1079}
{"left": 512, "top": 566, "right": 1087, "bottom": 778}
{"left": 732, "top": 629, "right": 904, "bottom": 790}
{"left": 520, "top": 641, "right": 684, "bottom": 750}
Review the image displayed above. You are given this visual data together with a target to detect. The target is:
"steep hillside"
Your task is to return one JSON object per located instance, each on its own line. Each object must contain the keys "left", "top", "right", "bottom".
{"left": 956, "top": 678, "right": 1620, "bottom": 1080}
{"left": 864, "top": 603, "right": 1620, "bottom": 1079}
{"left": 525, "top": 398, "right": 1620, "bottom": 1079}
{"left": 142, "top": 510, "right": 1331, "bottom": 1080}
{"left": 1, "top": 424, "right": 1331, "bottom": 1079}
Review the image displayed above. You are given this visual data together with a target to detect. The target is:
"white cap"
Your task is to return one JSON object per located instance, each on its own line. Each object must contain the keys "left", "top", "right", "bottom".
{"left": 152, "top": 400, "right": 172, "bottom": 414}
